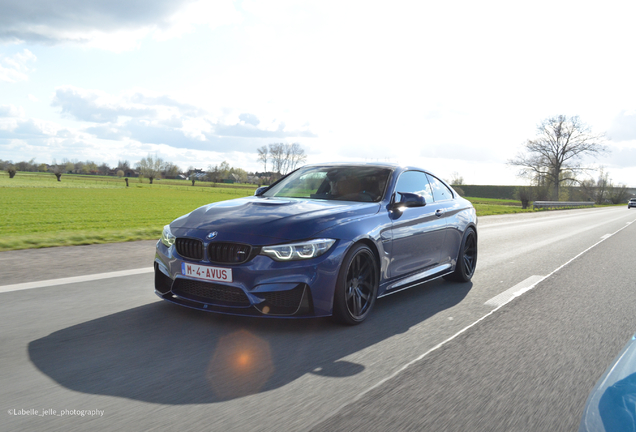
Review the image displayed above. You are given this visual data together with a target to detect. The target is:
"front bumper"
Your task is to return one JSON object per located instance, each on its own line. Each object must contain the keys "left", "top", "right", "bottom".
{"left": 154, "top": 240, "right": 347, "bottom": 318}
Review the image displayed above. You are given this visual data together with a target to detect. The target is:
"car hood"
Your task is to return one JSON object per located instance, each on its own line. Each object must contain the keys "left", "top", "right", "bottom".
{"left": 170, "top": 196, "right": 381, "bottom": 242}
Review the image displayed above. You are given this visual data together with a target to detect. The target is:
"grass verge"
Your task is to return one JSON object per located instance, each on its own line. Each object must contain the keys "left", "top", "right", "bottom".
{"left": 0, "top": 172, "right": 606, "bottom": 251}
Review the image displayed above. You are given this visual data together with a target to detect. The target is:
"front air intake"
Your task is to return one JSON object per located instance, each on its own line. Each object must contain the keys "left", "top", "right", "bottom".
{"left": 175, "top": 238, "right": 204, "bottom": 260}
{"left": 172, "top": 279, "right": 250, "bottom": 306}
{"left": 208, "top": 242, "right": 253, "bottom": 264}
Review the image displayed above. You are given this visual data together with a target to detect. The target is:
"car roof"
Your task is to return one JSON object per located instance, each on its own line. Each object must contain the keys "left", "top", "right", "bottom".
{"left": 303, "top": 162, "right": 400, "bottom": 169}
{"left": 301, "top": 162, "right": 439, "bottom": 174}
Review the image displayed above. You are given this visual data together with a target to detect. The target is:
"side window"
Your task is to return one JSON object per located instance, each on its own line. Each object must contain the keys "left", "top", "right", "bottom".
{"left": 426, "top": 174, "right": 454, "bottom": 202}
{"left": 394, "top": 171, "right": 433, "bottom": 203}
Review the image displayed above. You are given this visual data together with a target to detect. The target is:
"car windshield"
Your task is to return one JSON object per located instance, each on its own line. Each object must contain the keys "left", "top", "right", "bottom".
{"left": 262, "top": 166, "right": 392, "bottom": 202}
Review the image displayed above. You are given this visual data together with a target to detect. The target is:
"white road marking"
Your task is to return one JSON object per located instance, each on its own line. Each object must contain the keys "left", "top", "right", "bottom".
{"left": 601, "top": 234, "right": 612, "bottom": 240}
{"left": 0, "top": 267, "right": 153, "bottom": 294}
{"left": 317, "top": 213, "right": 635, "bottom": 427}
{"left": 485, "top": 275, "right": 545, "bottom": 308}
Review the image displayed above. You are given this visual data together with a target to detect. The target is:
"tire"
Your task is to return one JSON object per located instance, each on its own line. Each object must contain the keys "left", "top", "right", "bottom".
{"left": 444, "top": 227, "right": 477, "bottom": 283}
{"left": 332, "top": 244, "right": 379, "bottom": 325}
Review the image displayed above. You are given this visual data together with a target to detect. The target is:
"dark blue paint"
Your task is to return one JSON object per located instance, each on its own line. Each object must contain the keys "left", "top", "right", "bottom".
{"left": 154, "top": 163, "right": 477, "bottom": 319}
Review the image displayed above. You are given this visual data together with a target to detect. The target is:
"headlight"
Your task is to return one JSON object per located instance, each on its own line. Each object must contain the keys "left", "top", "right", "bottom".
{"left": 260, "top": 239, "right": 336, "bottom": 261}
{"left": 161, "top": 225, "right": 176, "bottom": 247}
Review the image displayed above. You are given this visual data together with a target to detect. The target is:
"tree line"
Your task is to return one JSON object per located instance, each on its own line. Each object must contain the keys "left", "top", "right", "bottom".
{"left": 1, "top": 142, "right": 308, "bottom": 184}
{"left": 0, "top": 156, "right": 249, "bottom": 184}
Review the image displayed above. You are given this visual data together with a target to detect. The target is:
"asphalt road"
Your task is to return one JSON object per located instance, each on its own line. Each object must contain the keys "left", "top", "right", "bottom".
{"left": 1, "top": 206, "right": 635, "bottom": 431}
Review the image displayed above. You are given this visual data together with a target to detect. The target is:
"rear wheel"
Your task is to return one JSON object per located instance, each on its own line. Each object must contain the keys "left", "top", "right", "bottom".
{"left": 444, "top": 228, "right": 477, "bottom": 282}
{"left": 332, "top": 244, "right": 379, "bottom": 325}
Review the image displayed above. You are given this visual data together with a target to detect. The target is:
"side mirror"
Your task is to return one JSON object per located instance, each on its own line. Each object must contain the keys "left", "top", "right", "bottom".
{"left": 254, "top": 186, "right": 269, "bottom": 196}
{"left": 394, "top": 192, "right": 426, "bottom": 208}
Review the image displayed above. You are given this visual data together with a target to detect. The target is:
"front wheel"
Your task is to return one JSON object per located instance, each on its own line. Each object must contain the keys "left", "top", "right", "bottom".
{"left": 444, "top": 227, "right": 477, "bottom": 282}
{"left": 332, "top": 244, "right": 379, "bottom": 325}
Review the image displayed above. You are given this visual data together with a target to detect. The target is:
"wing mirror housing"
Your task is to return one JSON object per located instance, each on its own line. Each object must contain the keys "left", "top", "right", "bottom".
{"left": 254, "top": 186, "right": 269, "bottom": 196}
{"left": 390, "top": 192, "right": 426, "bottom": 209}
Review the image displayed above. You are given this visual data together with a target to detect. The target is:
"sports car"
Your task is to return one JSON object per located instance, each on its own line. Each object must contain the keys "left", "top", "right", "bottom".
{"left": 579, "top": 334, "right": 636, "bottom": 432}
{"left": 154, "top": 163, "right": 477, "bottom": 324}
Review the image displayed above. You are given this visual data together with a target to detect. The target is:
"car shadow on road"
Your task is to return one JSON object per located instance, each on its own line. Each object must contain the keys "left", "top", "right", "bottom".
{"left": 28, "top": 279, "right": 472, "bottom": 404}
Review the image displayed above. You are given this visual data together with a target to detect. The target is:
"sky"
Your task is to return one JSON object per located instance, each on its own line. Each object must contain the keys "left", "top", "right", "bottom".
{"left": 1, "top": 0, "right": 635, "bottom": 186}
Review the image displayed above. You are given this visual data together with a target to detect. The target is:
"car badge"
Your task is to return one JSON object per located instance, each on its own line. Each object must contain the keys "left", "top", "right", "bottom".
{"left": 207, "top": 231, "right": 218, "bottom": 240}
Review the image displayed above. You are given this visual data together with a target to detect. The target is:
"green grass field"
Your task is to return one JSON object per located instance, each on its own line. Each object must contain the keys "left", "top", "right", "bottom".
{"left": 465, "top": 197, "right": 534, "bottom": 216}
{"left": 0, "top": 172, "right": 253, "bottom": 251}
{"left": 0, "top": 171, "right": 543, "bottom": 251}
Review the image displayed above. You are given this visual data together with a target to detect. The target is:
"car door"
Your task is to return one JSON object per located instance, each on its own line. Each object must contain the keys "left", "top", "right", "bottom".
{"left": 426, "top": 173, "right": 458, "bottom": 266}
{"left": 387, "top": 170, "right": 448, "bottom": 280}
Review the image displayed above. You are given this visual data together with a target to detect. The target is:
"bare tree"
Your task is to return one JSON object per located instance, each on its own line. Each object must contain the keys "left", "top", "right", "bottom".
{"left": 51, "top": 159, "right": 64, "bottom": 181}
{"left": 98, "top": 163, "right": 110, "bottom": 176}
{"left": 609, "top": 184, "right": 629, "bottom": 204}
{"left": 595, "top": 168, "right": 610, "bottom": 204}
{"left": 516, "top": 186, "right": 534, "bottom": 209}
{"left": 162, "top": 162, "right": 180, "bottom": 178}
{"left": 206, "top": 162, "right": 231, "bottom": 183}
{"left": 508, "top": 115, "right": 608, "bottom": 200}
{"left": 257, "top": 145, "right": 268, "bottom": 172}
{"left": 136, "top": 154, "right": 164, "bottom": 184}
{"left": 449, "top": 172, "right": 465, "bottom": 186}
{"left": 267, "top": 143, "right": 307, "bottom": 175}
{"left": 6, "top": 165, "right": 16, "bottom": 178}
{"left": 269, "top": 143, "right": 285, "bottom": 174}
{"left": 117, "top": 160, "right": 131, "bottom": 171}
{"left": 287, "top": 143, "right": 307, "bottom": 172}
{"left": 580, "top": 167, "right": 629, "bottom": 204}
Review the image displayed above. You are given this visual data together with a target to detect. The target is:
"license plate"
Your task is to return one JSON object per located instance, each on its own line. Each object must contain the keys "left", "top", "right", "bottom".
{"left": 181, "top": 262, "right": 233, "bottom": 283}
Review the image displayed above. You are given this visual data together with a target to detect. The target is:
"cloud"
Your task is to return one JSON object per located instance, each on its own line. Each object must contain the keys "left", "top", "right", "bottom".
{"left": 53, "top": 86, "right": 317, "bottom": 145}
{"left": 0, "top": 86, "right": 318, "bottom": 170}
{"left": 212, "top": 121, "right": 316, "bottom": 138}
{"left": 122, "top": 119, "right": 208, "bottom": 149}
{"left": 605, "top": 143, "right": 636, "bottom": 169}
{"left": 238, "top": 113, "right": 260, "bottom": 126}
{"left": 0, "top": 49, "right": 36, "bottom": 82}
{"left": 52, "top": 86, "right": 157, "bottom": 123}
{"left": 129, "top": 93, "right": 206, "bottom": 117}
{"left": 609, "top": 110, "right": 636, "bottom": 142}
{"left": 0, "top": 104, "right": 25, "bottom": 117}
{"left": 0, "top": 0, "right": 242, "bottom": 49}
{"left": 0, "top": 117, "right": 65, "bottom": 139}
{"left": 84, "top": 125, "right": 131, "bottom": 141}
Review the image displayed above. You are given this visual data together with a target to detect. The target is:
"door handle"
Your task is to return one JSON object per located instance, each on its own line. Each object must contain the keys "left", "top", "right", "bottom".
{"left": 435, "top": 209, "right": 444, "bottom": 217}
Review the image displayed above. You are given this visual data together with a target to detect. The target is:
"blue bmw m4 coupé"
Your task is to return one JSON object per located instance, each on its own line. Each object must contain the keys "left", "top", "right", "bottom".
{"left": 154, "top": 163, "right": 477, "bottom": 324}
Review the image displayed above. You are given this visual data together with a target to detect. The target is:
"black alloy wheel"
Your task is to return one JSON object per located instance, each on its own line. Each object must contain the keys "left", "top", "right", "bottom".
{"left": 333, "top": 244, "right": 379, "bottom": 325}
{"left": 445, "top": 227, "right": 477, "bottom": 282}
